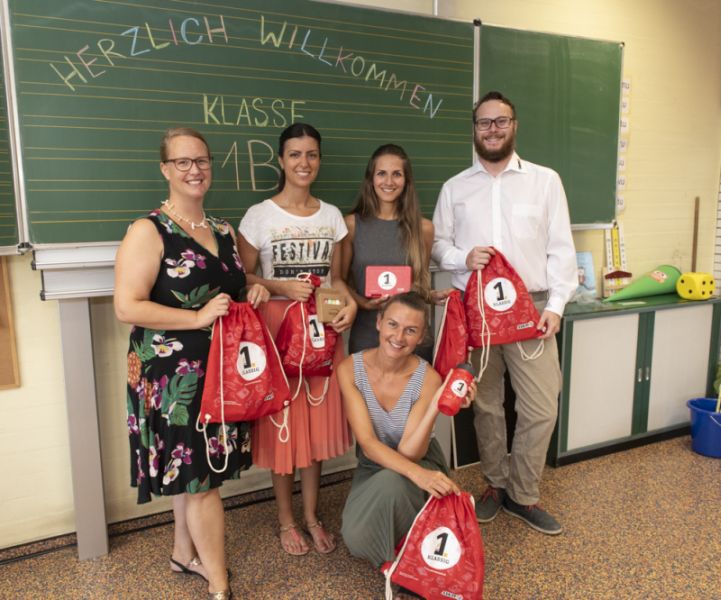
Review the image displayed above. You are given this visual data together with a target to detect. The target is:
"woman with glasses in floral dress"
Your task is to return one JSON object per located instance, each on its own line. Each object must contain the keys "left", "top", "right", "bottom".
{"left": 115, "top": 127, "right": 269, "bottom": 600}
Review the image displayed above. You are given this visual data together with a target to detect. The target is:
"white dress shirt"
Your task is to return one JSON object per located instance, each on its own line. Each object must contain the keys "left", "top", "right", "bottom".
{"left": 432, "top": 153, "right": 577, "bottom": 316}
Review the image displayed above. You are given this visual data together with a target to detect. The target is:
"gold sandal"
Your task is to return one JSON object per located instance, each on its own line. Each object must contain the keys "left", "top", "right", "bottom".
{"left": 279, "top": 523, "right": 310, "bottom": 556}
{"left": 305, "top": 520, "right": 337, "bottom": 554}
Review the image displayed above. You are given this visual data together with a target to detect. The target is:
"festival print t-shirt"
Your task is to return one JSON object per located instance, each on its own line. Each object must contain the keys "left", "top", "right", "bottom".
{"left": 239, "top": 199, "right": 347, "bottom": 294}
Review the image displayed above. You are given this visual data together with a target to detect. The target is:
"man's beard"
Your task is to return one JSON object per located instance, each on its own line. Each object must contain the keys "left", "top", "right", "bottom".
{"left": 474, "top": 132, "right": 515, "bottom": 162}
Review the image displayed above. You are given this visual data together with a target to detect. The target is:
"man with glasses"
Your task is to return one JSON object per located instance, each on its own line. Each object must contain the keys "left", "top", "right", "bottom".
{"left": 432, "top": 91, "right": 577, "bottom": 535}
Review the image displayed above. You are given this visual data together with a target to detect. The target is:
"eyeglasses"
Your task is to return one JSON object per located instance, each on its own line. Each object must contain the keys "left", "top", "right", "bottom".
{"left": 163, "top": 157, "right": 213, "bottom": 171}
{"left": 474, "top": 116, "right": 514, "bottom": 131}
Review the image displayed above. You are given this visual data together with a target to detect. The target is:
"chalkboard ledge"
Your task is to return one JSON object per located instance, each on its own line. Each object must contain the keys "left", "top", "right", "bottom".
{"left": 33, "top": 244, "right": 118, "bottom": 300}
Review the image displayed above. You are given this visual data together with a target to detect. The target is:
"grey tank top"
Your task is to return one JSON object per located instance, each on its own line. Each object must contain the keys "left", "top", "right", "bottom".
{"left": 349, "top": 215, "right": 410, "bottom": 354}
{"left": 352, "top": 351, "right": 427, "bottom": 449}
{"left": 350, "top": 215, "right": 408, "bottom": 296}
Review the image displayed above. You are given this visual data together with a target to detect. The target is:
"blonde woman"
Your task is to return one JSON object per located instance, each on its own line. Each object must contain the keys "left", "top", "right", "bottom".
{"left": 338, "top": 293, "right": 474, "bottom": 578}
{"left": 115, "top": 127, "right": 269, "bottom": 599}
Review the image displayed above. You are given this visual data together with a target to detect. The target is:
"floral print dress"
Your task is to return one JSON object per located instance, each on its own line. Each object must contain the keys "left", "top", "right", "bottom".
{"left": 126, "top": 210, "right": 252, "bottom": 504}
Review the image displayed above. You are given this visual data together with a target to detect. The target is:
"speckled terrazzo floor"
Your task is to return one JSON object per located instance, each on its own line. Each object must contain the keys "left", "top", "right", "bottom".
{"left": 1, "top": 436, "right": 719, "bottom": 599}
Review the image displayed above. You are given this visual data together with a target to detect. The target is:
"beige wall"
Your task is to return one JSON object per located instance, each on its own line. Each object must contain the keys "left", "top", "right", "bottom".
{"left": 0, "top": 255, "right": 74, "bottom": 545}
{"left": 2, "top": 0, "right": 721, "bottom": 549}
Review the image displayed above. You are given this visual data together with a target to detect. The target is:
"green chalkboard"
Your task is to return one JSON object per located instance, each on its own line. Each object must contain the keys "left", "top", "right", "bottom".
{"left": 480, "top": 25, "right": 622, "bottom": 225}
{"left": 8, "top": 0, "right": 474, "bottom": 245}
{"left": 0, "top": 35, "right": 18, "bottom": 251}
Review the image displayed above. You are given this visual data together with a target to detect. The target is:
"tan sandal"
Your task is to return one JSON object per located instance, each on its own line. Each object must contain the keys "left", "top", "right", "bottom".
{"left": 305, "top": 520, "right": 337, "bottom": 554}
{"left": 279, "top": 523, "right": 310, "bottom": 556}
{"left": 170, "top": 556, "right": 207, "bottom": 581}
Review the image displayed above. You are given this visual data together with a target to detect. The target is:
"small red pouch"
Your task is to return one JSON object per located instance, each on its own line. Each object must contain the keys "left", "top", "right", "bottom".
{"left": 364, "top": 265, "right": 412, "bottom": 297}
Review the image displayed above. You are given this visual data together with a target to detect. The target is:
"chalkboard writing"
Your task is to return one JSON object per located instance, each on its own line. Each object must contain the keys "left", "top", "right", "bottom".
{"left": 480, "top": 25, "right": 622, "bottom": 224}
{"left": 8, "top": 0, "right": 474, "bottom": 244}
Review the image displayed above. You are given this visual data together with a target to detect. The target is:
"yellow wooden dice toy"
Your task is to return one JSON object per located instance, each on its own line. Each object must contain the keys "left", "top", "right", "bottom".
{"left": 676, "top": 272, "right": 715, "bottom": 300}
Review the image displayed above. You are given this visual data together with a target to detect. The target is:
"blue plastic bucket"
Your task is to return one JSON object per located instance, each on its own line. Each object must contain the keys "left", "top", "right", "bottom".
{"left": 687, "top": 398, "right": 721, "bottom": 458}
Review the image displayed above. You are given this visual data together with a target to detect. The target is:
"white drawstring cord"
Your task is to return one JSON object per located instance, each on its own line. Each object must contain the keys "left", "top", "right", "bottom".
{"left": 304, "top": 377, "right": 329, "bottom": 406}
{"left": 432, "top": 294, "right": 451, "bottom": 366}
{"left": 518, "top": 292, "right": 545, "bottom": 360}
{"left": 269, "top": 406, "right": 290, "bottom": 444}
{"left": 196, "top": 316, "right": 231, "bottom": 474}
{"left": 383, "top": 494, "right": 477, "bottom": 599}
{"left": 518, "top": 338, "right": 544, "bottom": 361}
{"left": 270, "top": 300, "right": 304, "bottom": 444}
{"left": 474, "top": 271, "right": 491, "bottom": 383}
{"left": 384, "top": 495, "right": 435, "bottom": 600}
{"left": 263, "top": 313, "right": 291, "bottom": 443}
{"left": 433, "top": 292, "right": 472, "bottom": 376}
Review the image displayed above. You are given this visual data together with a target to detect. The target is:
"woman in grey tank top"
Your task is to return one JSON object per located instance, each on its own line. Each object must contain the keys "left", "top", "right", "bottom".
{"left": 341, "top": 145, "right": 452, "bottom": 361}
{"left": 336, "top": 292, "right": 475, "bottom": 575}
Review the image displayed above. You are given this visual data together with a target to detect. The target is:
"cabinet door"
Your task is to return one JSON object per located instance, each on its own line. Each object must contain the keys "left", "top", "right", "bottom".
{"left": 566, "top": 314, "right": 639, "bottom": 450}
{"left": 647, "top": 304, "right": 713, "bottom": 430}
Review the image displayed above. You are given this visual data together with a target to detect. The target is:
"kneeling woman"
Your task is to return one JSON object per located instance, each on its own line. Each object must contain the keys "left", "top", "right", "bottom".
{"left": 337, "top": 292, "right": 474, "bottom": 567}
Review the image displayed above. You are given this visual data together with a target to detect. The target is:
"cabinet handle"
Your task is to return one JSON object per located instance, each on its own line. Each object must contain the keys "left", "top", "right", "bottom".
{"left": 637, "top": 368, "right": 643, "bottom": 383}
{"left": 645, "top": 366, "right": 651, "bottom": 381}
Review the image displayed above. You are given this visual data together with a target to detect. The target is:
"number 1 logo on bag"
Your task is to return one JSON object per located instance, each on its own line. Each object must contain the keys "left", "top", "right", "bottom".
{"left": 236, "top": 341, "right": 267, "bottom": 382}
{"left": 421, "top": 527, "right": 462, "bottom": 570}
{"left": 484, "top": 277, "right": 517, "bottom": 311}
{"left": 308, "top": 315, "right": 326, "bottom": 349}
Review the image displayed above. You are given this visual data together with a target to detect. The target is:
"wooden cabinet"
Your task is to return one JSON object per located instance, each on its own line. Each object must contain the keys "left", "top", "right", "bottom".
{"left": 550, "top": 295, "right": 721, "bottom": 465}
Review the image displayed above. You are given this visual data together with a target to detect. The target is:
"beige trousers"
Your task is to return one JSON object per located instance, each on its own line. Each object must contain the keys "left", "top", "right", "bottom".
{"left": 470, "top": 335, "right": 561, "bottom": 505}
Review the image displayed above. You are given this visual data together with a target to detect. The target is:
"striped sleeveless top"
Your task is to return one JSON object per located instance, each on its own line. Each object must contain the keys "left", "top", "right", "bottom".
{"left": 352, "top": 351, "right": 428, "bottom": 450}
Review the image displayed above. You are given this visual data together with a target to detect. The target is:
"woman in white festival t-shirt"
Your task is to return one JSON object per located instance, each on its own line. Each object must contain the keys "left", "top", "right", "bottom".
{"left": 237, "top": 123, "right": 357, "bottom": 556}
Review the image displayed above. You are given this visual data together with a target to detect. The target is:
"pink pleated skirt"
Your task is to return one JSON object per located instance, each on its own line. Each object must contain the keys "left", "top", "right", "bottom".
{"left": 252, "top": 299, "right": 352, "bottom": 475}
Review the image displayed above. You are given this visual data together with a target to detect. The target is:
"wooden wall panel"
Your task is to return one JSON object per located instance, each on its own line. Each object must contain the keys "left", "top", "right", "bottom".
{"left": 0, "top": 257, "right": 19, "bottom": 388}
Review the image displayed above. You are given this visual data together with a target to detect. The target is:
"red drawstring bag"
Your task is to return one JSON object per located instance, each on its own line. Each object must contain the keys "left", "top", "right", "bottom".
{"left": 464, "top": 249, "right": 544, "bottom": 380}
{"left": 464, "top": 248, "right": 543, "bottom": 348}
{"left": 383, "top": 492, "right": 484, "bottom": 600}
{"left": 197, "top": 301, "right": 290, "bottom": 472}
{"left": 273, "top": 273, "right": 339, "bottom": 441}
{"left": 276, "top": 273, "right": 338, "bottom": 379}
{"left": 432, "top": 289, "right": 469, "bottom": 378}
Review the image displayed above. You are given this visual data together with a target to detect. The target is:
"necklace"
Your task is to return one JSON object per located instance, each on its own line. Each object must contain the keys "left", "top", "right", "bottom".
{"left": 162, "top": 199, "right": 208, "bottom": 230}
